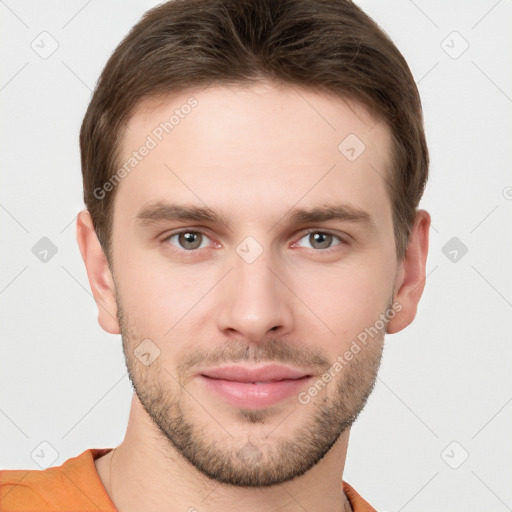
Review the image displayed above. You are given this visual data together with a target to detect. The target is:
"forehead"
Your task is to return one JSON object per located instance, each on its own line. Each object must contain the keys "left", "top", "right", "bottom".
{"left": 114, "top": 82, "right": 393, "bottom": 227}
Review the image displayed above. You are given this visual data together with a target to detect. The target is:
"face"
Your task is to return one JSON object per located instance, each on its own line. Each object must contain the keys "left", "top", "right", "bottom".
{"left": 110, "top": 82, "right": 398, "bottom": 487}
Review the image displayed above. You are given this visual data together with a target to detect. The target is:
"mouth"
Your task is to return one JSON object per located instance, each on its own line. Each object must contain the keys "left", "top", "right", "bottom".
{"left": 197, "top": 364, "right": 314, "bottom": 409}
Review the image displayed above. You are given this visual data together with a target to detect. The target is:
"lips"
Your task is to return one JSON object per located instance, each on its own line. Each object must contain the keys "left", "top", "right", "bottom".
{"left": 198, "top": 364, "right": 313, "bottom": 409}
{"left": 199, "top": 364, "right": 310, "bottom": 383}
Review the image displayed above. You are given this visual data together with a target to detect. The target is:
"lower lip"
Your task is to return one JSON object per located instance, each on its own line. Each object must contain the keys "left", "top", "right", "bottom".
{"left": 198, "top": 375, "right": 312, "bottom": 409}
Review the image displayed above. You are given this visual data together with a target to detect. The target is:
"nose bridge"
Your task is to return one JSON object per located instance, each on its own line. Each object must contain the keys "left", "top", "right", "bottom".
{"left": 216, "top": 240, "right": 294, "bottom": 341}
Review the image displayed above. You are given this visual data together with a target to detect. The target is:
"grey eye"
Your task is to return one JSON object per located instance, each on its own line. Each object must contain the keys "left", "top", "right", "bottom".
{"left": 297, "top": 232, "right": 341, "bottom": 250}
{"left": 167, "top": 231, "right": 209, "bottom": 251}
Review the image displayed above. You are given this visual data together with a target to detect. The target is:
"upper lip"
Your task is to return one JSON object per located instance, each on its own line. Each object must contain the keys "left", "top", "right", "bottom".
{"left": 199, "top": 364, "right": 310, "bottom": 382}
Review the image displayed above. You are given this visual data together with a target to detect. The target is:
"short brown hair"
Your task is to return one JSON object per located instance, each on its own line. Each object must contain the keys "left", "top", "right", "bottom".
{"left": 80, "top": 0, "right": 428, "bottom": 263}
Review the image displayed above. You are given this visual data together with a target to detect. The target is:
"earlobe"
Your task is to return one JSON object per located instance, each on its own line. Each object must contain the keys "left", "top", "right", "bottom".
{"left": 76, "top": 210, "right": 120, "bottom": 335}
{"left": 387, "top": 209, "right": 430, "bottom": 334}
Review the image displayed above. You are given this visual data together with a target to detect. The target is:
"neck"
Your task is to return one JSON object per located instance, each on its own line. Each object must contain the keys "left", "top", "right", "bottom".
{"left": 96, "top": 395, "right": 353, "bottom": 512}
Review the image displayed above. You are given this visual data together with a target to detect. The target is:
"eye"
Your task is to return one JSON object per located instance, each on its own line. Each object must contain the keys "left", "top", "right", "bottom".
{"left": 164, "top": 230, "right": 211, "bottom": 251}
{"left": 295, "top": 231, "right": 344, "bottom": 251}
{"left": 162, "top": 229, "right": 346, "bottom": 254}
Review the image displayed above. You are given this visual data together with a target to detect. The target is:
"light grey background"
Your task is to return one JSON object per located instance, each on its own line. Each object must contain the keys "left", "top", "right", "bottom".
{"left": 1, "top": 1, "right": 511, "bottom": 510}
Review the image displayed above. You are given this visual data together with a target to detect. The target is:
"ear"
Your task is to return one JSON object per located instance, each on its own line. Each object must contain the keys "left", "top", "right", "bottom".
{"left": 387, "top": 209, "right": 430, "bottom": 334}
{"left": 76, "top": 210, "right": 120, "bottom": 334}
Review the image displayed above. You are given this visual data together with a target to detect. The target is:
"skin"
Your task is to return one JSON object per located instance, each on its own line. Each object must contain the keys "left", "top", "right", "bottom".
{"left": 76, "top": 81, "right": 430, "bottom": 512}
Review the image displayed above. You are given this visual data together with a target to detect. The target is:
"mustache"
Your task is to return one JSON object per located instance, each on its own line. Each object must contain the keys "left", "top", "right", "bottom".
{"left": 176, "top": 338, "right": 331, "bottom": 376}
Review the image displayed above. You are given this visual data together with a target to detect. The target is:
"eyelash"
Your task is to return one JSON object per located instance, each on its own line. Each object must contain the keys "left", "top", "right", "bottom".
{"left": 161, "top": 229, "right": 347, "bottom": 255}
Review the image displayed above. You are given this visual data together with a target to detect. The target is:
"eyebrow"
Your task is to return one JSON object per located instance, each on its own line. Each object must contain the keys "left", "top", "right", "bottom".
{"left": 134, "top": 201, "right": 373, "bottom": 230}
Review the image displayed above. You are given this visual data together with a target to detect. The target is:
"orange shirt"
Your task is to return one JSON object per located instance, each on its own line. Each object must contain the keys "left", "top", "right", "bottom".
{"left": 1, "top": 449, "right": 376, "bottom": 511}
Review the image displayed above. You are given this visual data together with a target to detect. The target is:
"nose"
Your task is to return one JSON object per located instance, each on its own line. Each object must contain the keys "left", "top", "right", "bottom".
{"left": 215, "top": 246, "right": 295, "bottom": 344}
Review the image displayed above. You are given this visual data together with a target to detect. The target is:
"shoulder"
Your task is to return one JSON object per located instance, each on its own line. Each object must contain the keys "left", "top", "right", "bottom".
{"left": 1, "top": 463, "right": 79, "bottom": 511}
{"left": 0, "top": 448, "right": 116, "bottom": 512}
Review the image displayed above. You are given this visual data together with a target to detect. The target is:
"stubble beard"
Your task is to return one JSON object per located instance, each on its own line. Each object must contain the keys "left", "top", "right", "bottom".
{"left": 117, "top": 296, "right": 387, "bottom": 488}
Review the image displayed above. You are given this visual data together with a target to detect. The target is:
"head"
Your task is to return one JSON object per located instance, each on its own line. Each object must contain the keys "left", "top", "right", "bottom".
{"left": 77, "top": 0, "right": 430, "bottom": 488}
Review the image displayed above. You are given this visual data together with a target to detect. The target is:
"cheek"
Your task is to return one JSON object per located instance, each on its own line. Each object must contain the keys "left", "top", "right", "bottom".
{"left": 291, "top": 258, "right": 394, "bottom": 350}
{"left": 115, "top": 254, "right": 217, "bottom": 343}
{"left": 114, "top": 257, "right": 172, "bottom": 336}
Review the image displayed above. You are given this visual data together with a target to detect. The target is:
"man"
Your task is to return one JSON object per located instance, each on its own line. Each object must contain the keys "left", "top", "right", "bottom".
{"left": 0, "top": 0, "right": 430, "bottom": 510}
